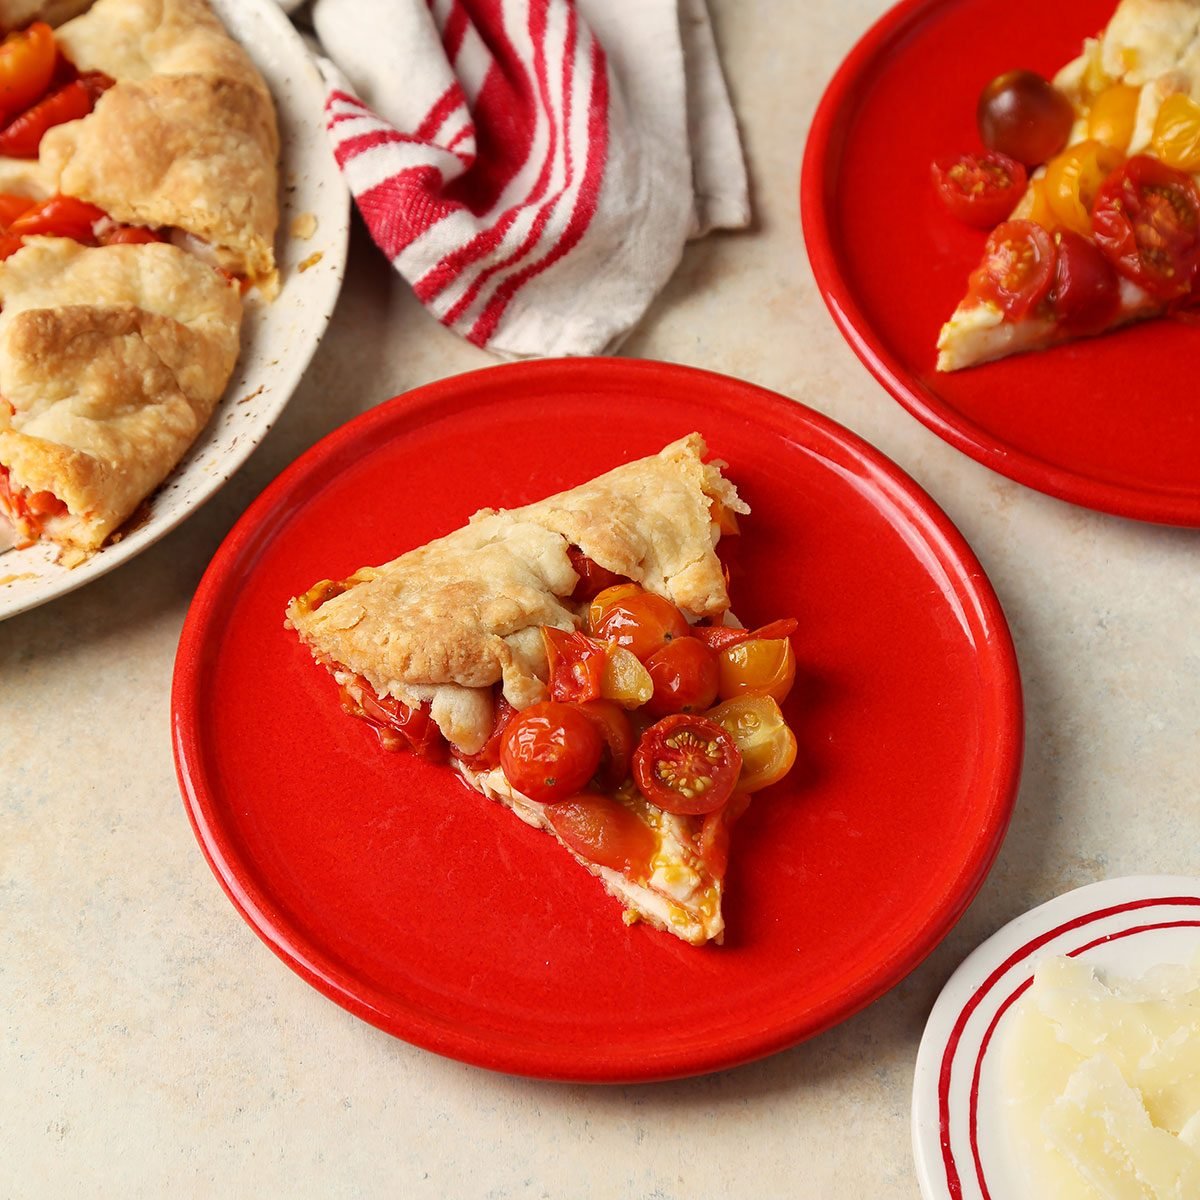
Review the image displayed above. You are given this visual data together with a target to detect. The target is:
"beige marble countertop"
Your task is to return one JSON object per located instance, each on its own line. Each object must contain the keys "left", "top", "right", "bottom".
{"left": 3, "top": 2, "right": 1198, "bottom": 1196}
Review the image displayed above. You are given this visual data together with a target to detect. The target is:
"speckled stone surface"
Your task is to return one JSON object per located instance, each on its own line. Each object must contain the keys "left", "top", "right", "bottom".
{"left": 3, "top": 3, "right": 1198, "bottom": 1196}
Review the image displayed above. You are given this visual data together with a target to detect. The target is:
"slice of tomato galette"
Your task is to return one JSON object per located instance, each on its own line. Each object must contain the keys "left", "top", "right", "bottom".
{"left": 935, "top": 0, "right": 1200, "bottom": 371}
{"left": 0, "top": 0, "right": 279, "bottom": 563}
{"left": 286, "top": 435, "right": 802, "bottom": 947}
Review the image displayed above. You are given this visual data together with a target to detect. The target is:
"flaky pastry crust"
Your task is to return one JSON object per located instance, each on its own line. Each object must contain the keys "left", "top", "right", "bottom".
{"left": 0, "top": 238, "right": 241, "bottom": 558}
{"left": 286, "top": 435, "right": 749, "bottom": 750}
{"left": 42, "top": 0, "right": 279, "bottom": 287}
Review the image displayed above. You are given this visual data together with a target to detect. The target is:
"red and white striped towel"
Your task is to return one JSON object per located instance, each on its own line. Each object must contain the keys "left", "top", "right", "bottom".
{"left": 306, "top": 0, "right": 750, "bottom": 358}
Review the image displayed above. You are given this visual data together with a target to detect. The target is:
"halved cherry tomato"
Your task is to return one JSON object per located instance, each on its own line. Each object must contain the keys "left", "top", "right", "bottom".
{"left": 1092, "top": 156, "right": 1200, "bottom": 300}
{"left": 697, "top": 792, "right": 752, "bottom": 877}
{"left": 577, "top": 700, "right": 634, "bottom": 790}
{"left": 632, "top": 714, "right": 741, "bottom": 815}
{"left": 0, "top": 192, "right": 33, "bottom": 230}
{"left": 500, "top": 701, "right": 602, "bottom": 804}
{"left": 1050, "top": 228, "right": 1121, "bottom": 336}
{"left": 9, "top": 194, "right": 107, "bottom": 243}
{"left": 0, "top": 76, "right": 98, "bottom": 158}
{"left": 1088, "top": 83, "right": 1140, "bottom": 152}
{"left": 1152, "top": 93, "right": 1200, "bottom": 173}
{"left": 931, "top": 151, "right": 1027, "bottom": 228}
{"left": 1042, "top": 139, "right": 1124, "bottom": 236}
{"left": 542, "top": 626, "right": 606, "bottom": 704}
{"left": 0, "top": 23, "right": 56, "bottom": 124}
{"left": 692, "top": 617, "right": 798, "bottom": 653}
{"left": 716, "top": 637, "right": 796, "bottom": 704}
{"left": 101, "top": 225, "right": 168, "bottom": 245}
{"left": 967, "top": 220, "right": 1057, "bottom": 318}
{"left": 705, "top": 695, "right": 798, "bottom": 794}
{"left": 567, "top": 545, "right": 626, "bottom": 601}
{"left": 591, "top": 589, "right": 690, "bottom": 662}
{"left": 644, "top": 638, "right": 719, "bottom": 716}
{"left": 455, "top": 692, "right": 517, "bottom": 771}
{"left": 544, "top": 792, "right": 657, "bottom": 878}
{"left": 339, "top": 680, "right": 449, "bottom": 761}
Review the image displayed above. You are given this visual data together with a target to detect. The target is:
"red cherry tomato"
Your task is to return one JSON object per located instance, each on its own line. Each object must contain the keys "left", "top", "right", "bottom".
{"left": 977, "top": 70, "right": 1074, "bottom": 166}
{"left": 1050, "top": 228, "right": 1121, "bottom": 335}
{"left": 0, "top": 23, "right": 56, "bottom": 124}
{"left": 696, "top": 792, "right": 752, "bottom": 877}
{"left": 101, "top": 225, "right": 168, "bottom": 246}
{"left": 1092, "top": 155, "right": 1200, "bottom": 301}
{"left": 692, "top": 617, "right": 798, "bottom": 653}
{"left": 455, "top": 693, "right": 517, "bottom": 771}
{"left": 931, "top": 151, "right": 1028, "bottom": 228}
{"left": 632, "top": 714, "right": 742, "bottom": 815}
{"left": 544, "top": 792, "right": 657, "bottom": 878}
{"left": 0, "top": 74, "right": 110, "bottom": 158}
{"left": 542, "top": 626, "right": 606, "bottom": 704}
{"left": 576, "top": 700, "right": 634, "bottom": 790}
{"left": 339, "top": 680, "right": 448, "bottom": 761}
{"left": 644, "top": 638, "right": 719, "bottom": 716}
{"left": 500, "top": 701, "right": 603, "bottom": 804}
{"left": 0, "top": 230, "right": 23, "bottom": 260}
{"left": 591, "top": 591, "right": 690, "bottom": 662}
{"left": 567, "top": 545, "right": 626, "bottom": 601}
{"left": 9, "top": 194, "right": 108, "bottom": 243}
{"left": 0, "top": 192, "right": 34, "bottom": 230}
{"left": 967, "top": 219, "right": 1057, "bottom": 318}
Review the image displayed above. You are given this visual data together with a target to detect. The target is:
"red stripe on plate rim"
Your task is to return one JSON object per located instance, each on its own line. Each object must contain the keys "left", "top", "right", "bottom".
{"left": 936, "top": 895, "right": 1200, "bottom": 1199}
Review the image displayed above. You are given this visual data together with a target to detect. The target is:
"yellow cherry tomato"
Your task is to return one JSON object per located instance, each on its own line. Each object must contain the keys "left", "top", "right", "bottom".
{"left": 1152, "top": 92, "right": 1200, "bottom": 172}
{"left": 1087, "top": 83, "right": 1140, "bottom": 151}
{"left": 1022, "top": 175, "right": 1058, "bottom": 230}
{"left": 704, "top": 695, "right": 797, "bottom": 793}
{"left": 716, "top": 638, "right": 796, "bottom": 704}
{"left": 1043, "top": 139, "right": 1124, "bottom": 235}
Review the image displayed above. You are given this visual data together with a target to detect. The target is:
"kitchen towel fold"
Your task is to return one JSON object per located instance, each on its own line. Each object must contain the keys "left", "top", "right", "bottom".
{"left": 305, "top": 0, "right": 750, "bottom": 358}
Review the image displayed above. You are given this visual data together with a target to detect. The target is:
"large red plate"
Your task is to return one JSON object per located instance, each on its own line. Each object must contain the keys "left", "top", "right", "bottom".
{"left": 801, "top": 0, "right": 1200, "bottom": 526}
{"left": 172, "top": 359, "right": 1023, "bottom": 1082}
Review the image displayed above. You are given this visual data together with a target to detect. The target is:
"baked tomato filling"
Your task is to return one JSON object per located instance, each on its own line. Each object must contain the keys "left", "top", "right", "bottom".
{"left": 0, "top": 463, "right": 67, "bottom": 547}
{"left": 329, "top": 559, "right": 801, "bottom": 886}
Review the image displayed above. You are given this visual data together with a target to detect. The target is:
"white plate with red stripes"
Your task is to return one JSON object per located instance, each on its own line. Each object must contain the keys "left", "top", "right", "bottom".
{"left": 911, "top": 875, "right": 1200, "bottom": 1200}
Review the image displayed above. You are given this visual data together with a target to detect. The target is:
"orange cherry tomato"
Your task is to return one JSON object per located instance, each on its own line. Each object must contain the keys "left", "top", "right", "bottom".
{"left": 0, "top": 23, "right": 56, "bottom": 125}
{"left": 544, "top": 792, "right": 657, "bottom": 878}
{"left": 338, "top": 679, "right": 448, "bottom": 761}
{"left": 716, "top": 637, "right": 796, "bottom": 704}
{"left": 692, "top": 617, "right": 798, "bottom": 653}
{"left": 1092, "top": 156, "right": 1200, "bottom": 301}
{"left": 1088, "top": 83, "right": 1140, "bottom": 152}
{"left": 644, "top": 637, "right": 719, "bottom": 716}
{"left": 697, "top": 792, "right": 751, "bottom": 877}
{"left": 705, "top": 695, "right": 798, "bottom": 794}
{"left": 500, "top": 701, "right": 603, "bottom": 804}
{"left": 967, "top": 220, "right": 1057, "bottom": 318}
{"left": 101, "top": 225, "right": 168, "bottom": 245}
{"left": 577, "top": 700, "right": 634, "bottom": 790}
{"left": 591, "top": 590, "right": 691, "bottom": 663}
{"left": 566, "top": 545, "right": 626, "bottom": 601}
{"left": 632, "top": 714, "right": 741, "bottom": 815}
{"left": 931, "top": 151, "right": 1027, "bottom": 228}
{"left": 1151, "top": 92, "right": 1200, "bottom": 173}
{"left": 9, "top": 194, "right": 108, "bottom": 243}
{"left": 0, "top": 75, "right": 105, "bottom": 158}
{"left": 587, "top": 581, "right": 642, "bottom": 631}
{"left": 1042, "top": 139, "right": 1124, "bottom": 236}
{"left": 542, "top": 626, "right": 606, "bottom": 704}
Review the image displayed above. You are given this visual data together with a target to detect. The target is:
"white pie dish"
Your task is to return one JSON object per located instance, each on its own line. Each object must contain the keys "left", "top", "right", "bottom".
{"left": 912, "top": 875, "right": 1200, "bottom": 1200}
{"left": 0, "top": 0, "right": 350, "bottom": 620}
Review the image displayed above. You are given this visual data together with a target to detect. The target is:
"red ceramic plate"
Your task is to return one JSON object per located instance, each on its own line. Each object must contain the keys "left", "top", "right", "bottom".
{"left": 172, "top": 359, "right": 1023, "bottom": 1082}
{"left": 801, "top": 0, "right": 1200, "bottom": 526}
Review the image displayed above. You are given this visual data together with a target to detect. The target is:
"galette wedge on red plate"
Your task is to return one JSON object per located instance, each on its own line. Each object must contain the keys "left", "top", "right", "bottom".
{"left": 287, "top": 434, "right": 802, "bottom": 947}
{"left": 0, "top": 0, "right": 278, "bottom": 564}
{"left": 933, "top": 0, "right": 1200, "bottom": 370}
